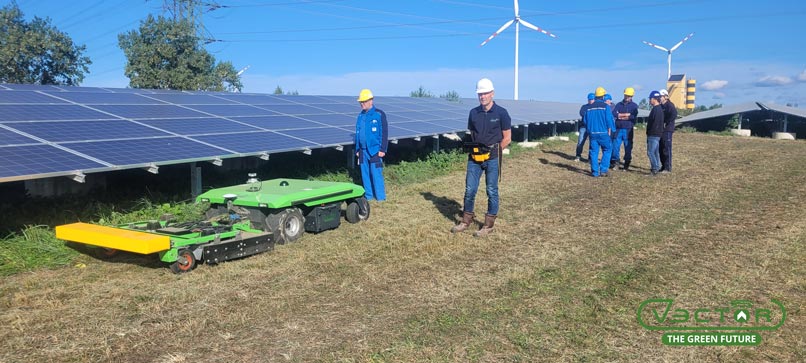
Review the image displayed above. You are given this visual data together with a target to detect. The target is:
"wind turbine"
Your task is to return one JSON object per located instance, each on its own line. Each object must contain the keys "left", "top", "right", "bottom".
{"left": 480, "top": 0, "right": 556, "bottom": 100}
{"left": 642, "top": 33, "right": 695, "bottom": 80}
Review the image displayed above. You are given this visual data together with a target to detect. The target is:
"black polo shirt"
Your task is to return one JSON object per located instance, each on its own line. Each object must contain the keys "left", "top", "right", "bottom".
{"left": 468, "top": 102, "right": 512, "bottom": 147}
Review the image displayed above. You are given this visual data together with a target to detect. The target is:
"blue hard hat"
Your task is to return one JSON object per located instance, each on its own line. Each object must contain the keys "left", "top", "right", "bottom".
{"left": 604, "top": 94, "right": 612, "bottom": 101}
{"left": 649, "top": 90, "right": 661, "bottom": 99}
{"left": 587, "top": 93, "right": 595, "bottom": 100}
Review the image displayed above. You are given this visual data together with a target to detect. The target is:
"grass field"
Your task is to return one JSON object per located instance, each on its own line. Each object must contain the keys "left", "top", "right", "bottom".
{"left": 1, "top": 132, "right": 803, "bottom": 362}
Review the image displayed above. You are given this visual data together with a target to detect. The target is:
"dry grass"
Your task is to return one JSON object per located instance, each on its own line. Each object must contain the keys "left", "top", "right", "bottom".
{"left": 1, "top": 133, "right": 804, "bottom": 363}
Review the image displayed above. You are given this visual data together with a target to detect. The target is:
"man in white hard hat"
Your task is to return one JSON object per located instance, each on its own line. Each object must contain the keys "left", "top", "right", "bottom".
{"left": 658, "top": 89, "right": 677, "bottom": 173}
{"left": 451, "top": 78, "right": 511, "bottom": 237}
{"left": 354, "top": 88, "right": 388, "bottom": 201}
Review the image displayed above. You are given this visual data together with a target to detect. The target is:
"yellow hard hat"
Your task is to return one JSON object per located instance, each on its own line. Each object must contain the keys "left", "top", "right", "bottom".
{"left": 595, "top": 87, "right": 606, "bottom": 97}
{"left": 624, "top": 87, "right": 635, "bottom": 97}
{"left": 357, "top": 89, "right": 374, "bottom": 102}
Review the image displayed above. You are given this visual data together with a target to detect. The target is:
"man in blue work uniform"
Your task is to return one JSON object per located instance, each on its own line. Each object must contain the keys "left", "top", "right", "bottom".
{"left": 575, "top": 93, "right": 595, "bottom": 162}
{"left": 658, "top": 89, "right": 677, "bottom": 173}
{"left": 451, "top": 78, "right": 511, "bottom": 237}
{"left": 581, "top": 87, "right": 615, "bottom": 177}
{"left": 611, "top": 87, "right": 639, "bottom": 171}
{"left": 354, "top": 88, "right": 388, "bottom": 201}
{"left": 646, "top": 91, "right": 665, "bottom": 175}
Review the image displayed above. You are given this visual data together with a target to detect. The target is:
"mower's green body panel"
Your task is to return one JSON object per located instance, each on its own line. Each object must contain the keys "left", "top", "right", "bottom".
{"left": 196, "top": 178, "right": 365, "bottom": 208}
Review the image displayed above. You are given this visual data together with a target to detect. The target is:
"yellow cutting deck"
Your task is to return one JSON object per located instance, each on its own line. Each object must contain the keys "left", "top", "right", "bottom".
{"left": 55, "top": 222, "right": 171, "bottom": 254}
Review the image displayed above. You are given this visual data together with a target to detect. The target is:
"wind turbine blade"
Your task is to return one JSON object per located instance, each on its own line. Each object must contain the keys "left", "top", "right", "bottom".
{"left": 514, "top": 0, "right": 519, "bottom": 17}
{"left": 670, "top": 32, "right": 695, "bottom": 52}
{"left": 642, "top": 40, "right": 668, "bottom": 52}
{"left": 519, "top": 19, "right": 557, "bottom": 38}
{"left": 480, "top": 19, "right": 515, "bottom": 46}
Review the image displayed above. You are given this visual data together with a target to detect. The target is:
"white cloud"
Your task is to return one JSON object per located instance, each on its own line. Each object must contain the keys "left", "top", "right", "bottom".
{"left": 797, "top": 69, "right": 806, "bottom": 82}
{"left": 755, "top": 75, "right": 793, "bottom": 87}
{"left": 701, "top": 80, "right": 728, "bottom": 91}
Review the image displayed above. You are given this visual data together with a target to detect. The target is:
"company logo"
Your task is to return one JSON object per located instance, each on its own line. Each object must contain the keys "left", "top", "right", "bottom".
{"left": 637, "top": 298, "right": 785, "bottom": 346}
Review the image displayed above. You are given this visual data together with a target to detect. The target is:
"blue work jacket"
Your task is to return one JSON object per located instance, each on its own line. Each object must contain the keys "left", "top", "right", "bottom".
{"left": 355, "top": 106, "right": 389, "bottom": 156}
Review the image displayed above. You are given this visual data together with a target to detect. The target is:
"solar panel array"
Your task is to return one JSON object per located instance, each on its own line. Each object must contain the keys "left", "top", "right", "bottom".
{"left": 0, "top": 84, "right": 584, "bottom": 183}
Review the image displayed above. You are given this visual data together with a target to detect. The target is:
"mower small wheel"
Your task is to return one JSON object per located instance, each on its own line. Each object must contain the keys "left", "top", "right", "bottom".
{"left": 345, "top": 197, "right": 370, "bottom": 223}
{"left": 280, "top": 209, "right": 304, "bottom": 243}
{"left": 95, "top": 248, "right": 119, "bottom": 259}
{"left": 170, "top": 249, "right": 196, "bottom": 274}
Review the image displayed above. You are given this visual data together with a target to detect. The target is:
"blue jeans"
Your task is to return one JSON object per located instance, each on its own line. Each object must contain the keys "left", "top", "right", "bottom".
{"left": 610, "top": 128, "right": 632, "bottom": 163}
{"left": 463, "top": 158, "right": 499, "bottom": 215}
{"left": 359, "top": 149, "right": 386, "bottom": 201}
{"left": 588, "top": 133, "right": 612, "bottom": 176}
{"left": 646, "top": 136, "right": 661, "bottom": 172}
{"left": 575, "top": 127, "right": 588, "bottom": 158}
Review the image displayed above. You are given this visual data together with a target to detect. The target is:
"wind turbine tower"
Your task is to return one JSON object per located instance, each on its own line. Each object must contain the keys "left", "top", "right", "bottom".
{"left": 480, "top": 0, "right": 556, "bottom": 100}
{"left": 642, "top": 32, "right": 695, "bottom": 80}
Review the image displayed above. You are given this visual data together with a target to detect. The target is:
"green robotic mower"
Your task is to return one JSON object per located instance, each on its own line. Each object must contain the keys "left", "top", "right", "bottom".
{"left": 56, "top": 176, "right": 370, "bottom": 273}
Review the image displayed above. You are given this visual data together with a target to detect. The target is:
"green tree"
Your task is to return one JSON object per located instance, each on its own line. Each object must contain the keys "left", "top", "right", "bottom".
{"left": 118, "top": 14, "right": 242, "bottom": 91}
{"left": 410, "top": 85, "right": 434, "bottom": 98}
{"left": 273, "top": 85, "right": 298, "bottom": 95}
{"left": 0, "top": 3, "right": 91, "bottom": 85}
{"left": 638, "top": 98, "right": 650, "bottom": 110}
{"left": 439, "top": 90, "right": 460, "bottom": 102}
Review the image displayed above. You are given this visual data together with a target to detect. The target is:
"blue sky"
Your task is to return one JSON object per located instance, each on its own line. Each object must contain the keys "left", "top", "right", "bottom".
{"left": 8, "top": 0, "right": 806, "bottom": 106}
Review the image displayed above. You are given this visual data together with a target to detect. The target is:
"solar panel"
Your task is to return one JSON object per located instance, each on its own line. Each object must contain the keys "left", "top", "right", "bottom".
{"left": 0, "top": 144, "right": 107, "bottom": 179}
{"left": 193, "top": 131, "right": 318, "bottom": 154}
{"left": 7, "top": 120, "right": 172, "bottom": 142}
{"left": 186, "top": 104, "right": 280, "bottom": 117}
{"left": 279, "top": 127, "right": 354, "bottom": 146}
{"left": 146, "top": 93, "right": 240, "bottom": 105}
{"left": 64, "top": 137, "right": 231, "bottom": 166}
{"left": 297, "top": 114, "right": 356, "bottom": 127}
{"left": 231, "top": 115, "right": 329, "bottom": 131}
{"left": 0, "top": 127, "right": 40, "bottom": 145}
{"left": 46, "top": 92, "right": 162, "bottom": 105}
{"left": 138, "top": 117, "right": 262, "bottom": 134}
{"left": 0, "top": 84, "right": 586, "bottom": 183}
{"left": 0, "top": 91, "right": 69, "bottom": 104}
{"left": 0, "top": 104, "right": 112, "bottom": 122}
{"left": 393, "top": 121, "right": 459, "bottom": 135}
{"left": 92, "top": 104, "right": 210, "bottom": 119}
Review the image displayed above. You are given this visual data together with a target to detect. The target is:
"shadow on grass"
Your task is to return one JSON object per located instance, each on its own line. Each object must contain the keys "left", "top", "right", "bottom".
{"left": 420, "top": 192, "right": 462, "bottom": 222}
{"left": 65, "top": 242, "right": 165, "bottom": 271}
{"left": 542, "top": 149, "right": 577, "bottom": 161}
{"left": 537, "top": 158, "right": 589, "bottom": 175}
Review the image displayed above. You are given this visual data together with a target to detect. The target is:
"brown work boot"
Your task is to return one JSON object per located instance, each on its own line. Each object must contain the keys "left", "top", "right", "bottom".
{"left": 473, "top": 214, "right": 497, "bottom": 237}
{"left": 450, "top": 212, "right": 474, "bottom": 233}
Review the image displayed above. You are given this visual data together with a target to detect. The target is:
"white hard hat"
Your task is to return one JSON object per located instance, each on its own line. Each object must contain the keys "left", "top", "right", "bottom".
{"left": 476, "top": 78, "right": 494, "bottom": 93}
{"left": 659, "top": 89, "right": 669, "bottom": 97}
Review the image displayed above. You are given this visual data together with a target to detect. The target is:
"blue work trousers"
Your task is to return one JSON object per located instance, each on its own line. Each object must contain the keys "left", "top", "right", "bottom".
{"left": 610, "top": 128, "right": 632, "bottom": 163}
{"left": 646, "top": 136, "right": 661, "bottom": 173}
{"left": 359, "top": 149, "right": 386, "bottom": 201}
{"left": 588, "top": 133, "right": 612, "bottom": 177}
{"left": 463, "top": 158, "right": 499, "bottom": 216}
{"left": 575, "top": 127, "right": 588, "bottom": 158}
{"left": 659, "top": 131, "right": 673, "bottom": 172}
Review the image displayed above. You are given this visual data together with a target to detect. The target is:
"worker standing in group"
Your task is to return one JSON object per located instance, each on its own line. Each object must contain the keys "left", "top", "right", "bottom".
{"left": 354, "top": 89, "right": 388, "bottom": 201}
{"left": 451, "top": 78, "right": 511, "bottom": 237}
{"left": 611, "top": 88, "right": 639, "bottom": 171}
{"left": 646, "top": 91, "right": 665, "bottom": 175}
{"left": 581, "top": 87, "right": 615, "bottom": 177}
{"left": 658, "top": 89, "right": 677, "bottom": 173}
{"left": 575, "top": 93, "right": 595, "bottom": 162}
